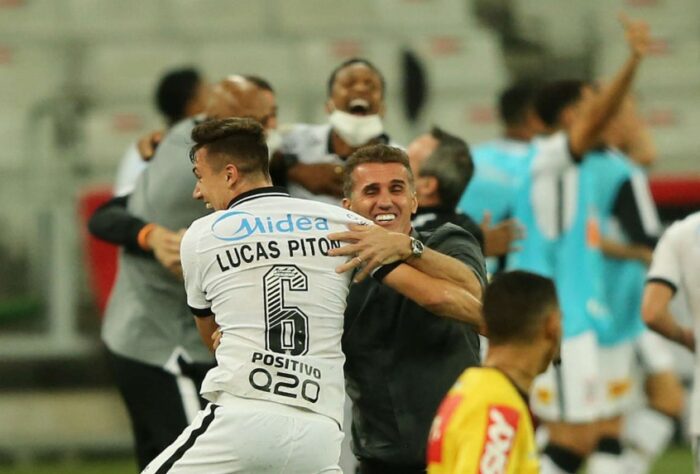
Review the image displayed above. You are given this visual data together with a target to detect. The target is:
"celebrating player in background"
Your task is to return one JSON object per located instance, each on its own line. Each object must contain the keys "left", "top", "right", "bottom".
{"left": 271, "top": 58, "right": 396, "bottom": 204}
{"left": 143, "top": 117, "right": 371, "bottom": 473}
{"left": 427, "top": 271, "right": 561, "bottom": 474}
{"left": 584, "top": 95, "right": 684, "bottom": 473}
{"left": 642, "top": 212, "right": 700, "bottom": 473}
{"left": 456, "top": 81, "right": 543, "bottom": 273}
{"left": 114, "top": 67, "right": 210, "bottom": 197}
{"left": 507, "top": 14, "right": 651, "bottom": 474}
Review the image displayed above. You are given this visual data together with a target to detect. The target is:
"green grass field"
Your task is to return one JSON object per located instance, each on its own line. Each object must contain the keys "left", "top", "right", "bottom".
{"left": 0, "top": 446, "right": 693, "bottom": 474}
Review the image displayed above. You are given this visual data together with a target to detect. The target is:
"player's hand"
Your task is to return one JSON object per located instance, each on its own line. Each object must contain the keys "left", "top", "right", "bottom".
{"left": 137, "top": 129, "right": 164, "bottom": 161}
{"left": 288, "top": 163, "right": 344, "bottom": 197}
{"left": 211, "top": 327, "right": 223, "bottom": 352}
{"left": 328, "top": 223, "right": 411, "bottom": 282}
{"left": 148, "top": 226, "right": 186, "bottom": 278}
{"left": 620, "top": 13, "right": 650, "bottom": 59}
{"left": 480, "top": 213, "right": 523, "bottom": 257}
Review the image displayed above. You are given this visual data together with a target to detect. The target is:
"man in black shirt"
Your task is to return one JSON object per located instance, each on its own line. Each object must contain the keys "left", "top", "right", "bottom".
{"left": 328, "top": 144, "right": 486, "bottom": 473}
{"left": 407, "top": 127, "right": 519, "bottom": 260}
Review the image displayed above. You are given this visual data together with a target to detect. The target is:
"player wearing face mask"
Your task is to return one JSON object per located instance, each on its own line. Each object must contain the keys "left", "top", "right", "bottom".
{"left": 270, "top": 58, "right": 400, "bottom": 205}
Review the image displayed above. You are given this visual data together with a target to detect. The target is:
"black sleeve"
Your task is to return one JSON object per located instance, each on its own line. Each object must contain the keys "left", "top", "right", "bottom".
{"left": 269, "top": 151, "right": 295, "bottom": 188}
{"left": 424, "top": 223, "right": 488, "bottom": 287}
{"left": 87, "top": 195, "right": 150, "bottom": 255}
{"left": 612, "top": 179, "right": 658, "bottom": 248}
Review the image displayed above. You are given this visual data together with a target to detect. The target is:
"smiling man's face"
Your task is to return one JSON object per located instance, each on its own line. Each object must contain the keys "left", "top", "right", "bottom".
{"left": 342, "top": 162, "right": 417, "bottom": 234}
{"left": 327, "top": 63, "right": 384, "bottom": 117}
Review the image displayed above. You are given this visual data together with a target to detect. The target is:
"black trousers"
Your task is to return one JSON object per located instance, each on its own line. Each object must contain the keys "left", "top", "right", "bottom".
{"left": 358, "top": 458, "right": 426, "bottom": 474}
{"left": 106, "top": 350, "right": 214, "bottom": 470}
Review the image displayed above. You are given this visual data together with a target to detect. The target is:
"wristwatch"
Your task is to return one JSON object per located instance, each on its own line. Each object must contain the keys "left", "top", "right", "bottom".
{"left": 409, "top": 236, "right": 424, "bottom": 258}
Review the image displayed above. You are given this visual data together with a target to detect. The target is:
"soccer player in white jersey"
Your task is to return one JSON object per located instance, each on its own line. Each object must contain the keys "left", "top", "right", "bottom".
{"left": 142, "top": 117, "right": 372, "bottom": 473}
{"left": 642, "top": 211, "right": 700, "bottom": 473}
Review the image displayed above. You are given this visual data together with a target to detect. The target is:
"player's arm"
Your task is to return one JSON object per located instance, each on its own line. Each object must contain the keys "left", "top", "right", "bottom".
{"left": 642, "top": 224, "right": 695, "bottom": 351}
{"left": 194, "top": 315, "right": 219, "bottom": 353}
{"left": 329, "top": 224, "right": 485, "bottom": 330}
{"left": 600, "top": 239, "right": 652, "bottom": 265}
{"left": 380, "top": 265, "right": 484, "bottom": 331}
{"left": 569, "top": 16, "right": 650, "bottom": 157}
{"left": 642, "top": 283, "right": 694, "bottom": 351}
{"left": 329, "top": 223, "right": 483, "bottom": 297}
{"left": 88, "top": 194, "right": 185, "bottom": 277}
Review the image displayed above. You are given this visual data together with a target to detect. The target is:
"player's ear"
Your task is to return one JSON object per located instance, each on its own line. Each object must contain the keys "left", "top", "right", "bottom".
{"left": 341, "top": 197, "right": 351, "bottom": 210}
{"left": 224, "top": 163, "right": 239, "bottom": 188}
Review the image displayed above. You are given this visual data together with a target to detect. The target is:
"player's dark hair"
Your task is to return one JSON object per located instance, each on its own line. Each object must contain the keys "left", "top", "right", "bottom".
{"left": 190, "top": 117, "right": 270, "bottom": 178}
{"left": 243, "top": 75, "right": 275, "bottom": 93}
{"left": 155, "top": 67, "right": 202, "bottom": 126}
{"left": 498, "top": 81, "right": 540, "bottom": 127}
{"left": 483, "top": 271, "right": 558, "bottom": 345}
{"left": 418, "top": 127, "right": 474, "bottom": 209}
{"left": 327, "top": 57, "right": 386, "bottom": 98}
{"left": 343, "top": 144, "right": 413, "bottom": 198}
{"left": 534, "top": 79, "right": 586, "bottom": 127}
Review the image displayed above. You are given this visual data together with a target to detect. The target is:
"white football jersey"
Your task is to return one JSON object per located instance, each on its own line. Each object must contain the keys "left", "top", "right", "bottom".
{"left": 181, "top": 186, "right": 370, "bottom": 425}
{"left": 647, "top": 211, "right": 700, "bottom": 434}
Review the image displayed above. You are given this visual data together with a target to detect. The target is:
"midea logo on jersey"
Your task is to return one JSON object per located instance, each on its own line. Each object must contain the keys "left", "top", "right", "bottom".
{"left": 211, "top": 210, "right": 329, "bottom": 241}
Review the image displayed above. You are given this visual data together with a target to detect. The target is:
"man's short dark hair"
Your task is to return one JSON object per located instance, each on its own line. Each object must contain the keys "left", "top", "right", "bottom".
{"left": 343, "top": 144, "right": 412, "bottom": 198}
{"left": 327, "top": 58, "right": 386, "bottom": 98}
{"left": 190, "top": 117, "right": 270, "bottom": 177}
{"left": 534, "top": 80, "right": 586, "bottom": 127}
{"left": 243, "top": 75, "right": 274, "bottom": 93}
{"left": 419, "top": 127, "right": 474, "bottom": 209}
{"left": 498, "top": 81, "right": 539, "bottom": 127}
{"left": 483, "top": 271, "right": 558, "bottom": 345}
{"left": 155, "top": 67, "right": 202, "bottom": 125}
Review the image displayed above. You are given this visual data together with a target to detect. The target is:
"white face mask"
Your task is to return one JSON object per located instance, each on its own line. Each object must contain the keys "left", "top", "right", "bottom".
{"left": 265, "top": 129, "right": 283, "bottom": 157}
{"left": 328, "top": 110, "right": 384, "bottom": 147}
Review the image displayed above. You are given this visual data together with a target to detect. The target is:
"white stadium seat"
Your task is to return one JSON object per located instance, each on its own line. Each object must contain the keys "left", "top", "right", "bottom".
{"left": 83, "top": 43, "right": 192, "bottom": 102}
{"left": 638, "top": 92, "right": 700, "bottom": 172}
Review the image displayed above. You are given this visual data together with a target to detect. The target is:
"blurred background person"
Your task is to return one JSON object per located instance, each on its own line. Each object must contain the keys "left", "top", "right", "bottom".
{"left": 407, "top": 126, "right": 520, "bottom": 258}
{"left": 509, "top": 17, "right": 651, "bottom": 474}
{"left": 642, "top": 211, "right": 700, "bottom": 473}
{"left": 271, "top": 58, "right": 397, "bottom": 204}
{"left": 114, "top": 67, "right": 209, "bottom": 197}
{"left": 88, "top": 76, "right": 276, "bottom": 470}
{"left": 456, "top": 81, "right": 543, "bottom": 273}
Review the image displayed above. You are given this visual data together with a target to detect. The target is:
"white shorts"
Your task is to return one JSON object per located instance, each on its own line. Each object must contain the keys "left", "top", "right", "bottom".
{"left": 598, "top": 342, "right": 635, "bottom": 418}
{"left": 143, "top": 394, "right": 343, "bottom": 474}
{"left": 531, "top": 331, "right": 602, "bottom": 423}
{"left": 635, "top": 329, "right": 675, "bottom": 374}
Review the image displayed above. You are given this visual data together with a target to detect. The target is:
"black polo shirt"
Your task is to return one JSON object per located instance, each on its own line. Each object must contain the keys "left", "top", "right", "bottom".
{"left": 342, "top": 223, "right": 486, "bottom": 466}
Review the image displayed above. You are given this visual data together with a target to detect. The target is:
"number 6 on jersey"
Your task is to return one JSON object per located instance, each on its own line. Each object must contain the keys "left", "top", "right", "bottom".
{"left": 263, "top": 265, "right": 309, "bottom": 355}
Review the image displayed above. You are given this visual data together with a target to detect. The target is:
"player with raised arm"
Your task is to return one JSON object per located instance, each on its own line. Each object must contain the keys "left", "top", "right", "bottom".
{"left": 507, "top": 14, "right": 651, "bottom": 474}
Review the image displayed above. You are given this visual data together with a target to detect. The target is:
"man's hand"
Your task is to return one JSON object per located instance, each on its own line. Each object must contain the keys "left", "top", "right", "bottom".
{"left": 328, "top": 223, "right": 412, "bottom": 282}
{"left": 480, "top": 212, "right": 522, "bottom": 257}
{"left": 148, "top": 226, "right": 186, "bottom": 278}
{"left": 288, "top": 163, "right": 344, "bottom": 197}
{"left": 137, "top": 129, "right": 164, "bottom": 161}
{"left": 621, "top": 13, "right": 650, "bottom": 59}
{"left": 212, "top": 327, "right": 223, "bottom": 351}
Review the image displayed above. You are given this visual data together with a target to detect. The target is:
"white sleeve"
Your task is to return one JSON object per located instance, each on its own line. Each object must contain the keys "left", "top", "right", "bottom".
{"left": 180, "top": 224, "right": 211, "bottom": 315}
{"left": 531, "top": 131, "right": 577, "bottom": 176}
{"left": 647, "top": 223, "right": 683, "bottom": 293}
